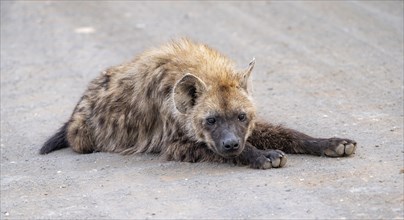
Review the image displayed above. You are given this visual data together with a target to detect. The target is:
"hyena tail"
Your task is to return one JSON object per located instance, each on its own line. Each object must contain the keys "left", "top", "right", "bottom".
{"left": 40, "top": 123, "right": 69, "bottom": 154}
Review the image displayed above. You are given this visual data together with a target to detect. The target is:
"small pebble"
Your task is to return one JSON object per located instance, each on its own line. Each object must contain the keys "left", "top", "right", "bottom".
{"left": 74, "top": 27, "right": 95, "bottom": 34}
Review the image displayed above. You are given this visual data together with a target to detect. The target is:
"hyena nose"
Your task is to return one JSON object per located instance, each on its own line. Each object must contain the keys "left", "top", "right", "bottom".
{"left": 223, "top": 139, "right": 240, "bottom": 151}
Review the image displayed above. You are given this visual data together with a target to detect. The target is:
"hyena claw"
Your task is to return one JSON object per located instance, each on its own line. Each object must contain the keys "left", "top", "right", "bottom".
{"left": 323, "top": 138, "right": 357, "bottom": 157}
{"left": 264, "top": 150, "right": 287, "bottom": 168}
{"left": 249, "top": 150, "right": 287, "bottom": 169}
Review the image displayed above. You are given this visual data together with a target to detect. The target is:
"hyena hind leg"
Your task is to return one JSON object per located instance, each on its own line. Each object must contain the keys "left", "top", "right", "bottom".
{"left": 248, "top": 121, "right": 357, "bottom": 157}
{"left": 66, "top": 114, "right": 95, "bottom": 154}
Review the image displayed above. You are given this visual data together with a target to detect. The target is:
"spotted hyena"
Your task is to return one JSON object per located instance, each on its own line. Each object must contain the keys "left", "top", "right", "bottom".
{"left": 40, "top": 38, "right": 356, "bottom": 169}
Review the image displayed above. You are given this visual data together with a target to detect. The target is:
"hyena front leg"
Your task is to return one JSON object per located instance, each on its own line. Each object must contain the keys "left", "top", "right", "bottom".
{"left": 248, "top": 121, "right": 357, "bottom": 157}
{"left": 164, "top": 140, "right": 286, "bottom": 169}
{"left": 235, "top": 143, "right": 288, "bottom": 169}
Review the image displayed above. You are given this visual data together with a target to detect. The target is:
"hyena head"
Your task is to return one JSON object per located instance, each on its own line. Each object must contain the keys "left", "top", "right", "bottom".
{"left": 174, "top": 59, "right": 256, "bottom": 158}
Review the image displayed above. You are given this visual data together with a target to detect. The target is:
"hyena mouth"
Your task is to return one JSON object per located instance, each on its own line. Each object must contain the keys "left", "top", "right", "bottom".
{"left": 207, "top": 143, "right": 241, "bottom": 158}
{"left": 223, "top": 153, "right": 240, "bottom": 159}
{"left": 219, "top": 148, "right": 244, "bottom": 159}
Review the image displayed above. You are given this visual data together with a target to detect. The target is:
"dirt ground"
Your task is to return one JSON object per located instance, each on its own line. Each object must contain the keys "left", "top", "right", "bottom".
{"left": 1, "top": 1, "right": 403, "bottom": 219}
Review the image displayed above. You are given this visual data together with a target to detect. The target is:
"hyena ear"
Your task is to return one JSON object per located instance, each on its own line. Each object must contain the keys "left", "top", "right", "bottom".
{"left": 240, "top": 58, "right": 255, "bottom": 92}
{"left": 174, "top": 73, "right": 207, "bottom": 114}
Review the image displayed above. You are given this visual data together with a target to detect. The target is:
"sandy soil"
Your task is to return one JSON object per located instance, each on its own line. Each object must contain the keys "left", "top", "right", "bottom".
{"left": 1, "top": 1, "right": 403, "bottom": 219}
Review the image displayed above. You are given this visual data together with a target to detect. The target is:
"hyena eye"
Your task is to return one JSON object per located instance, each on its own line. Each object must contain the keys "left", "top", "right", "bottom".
{"left": 238, "top": 113, "right": 247, "bottom": 122}
{"left": 206, "top": 117, "right": 216, "bottom": 125}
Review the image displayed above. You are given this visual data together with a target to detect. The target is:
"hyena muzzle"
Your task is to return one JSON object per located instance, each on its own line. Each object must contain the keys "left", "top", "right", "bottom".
{"left": 40, "top": 38, "right": 357, "bottom": 169}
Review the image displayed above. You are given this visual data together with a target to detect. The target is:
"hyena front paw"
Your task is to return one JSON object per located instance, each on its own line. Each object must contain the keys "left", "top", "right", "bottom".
{"left": 251, "top": 150, "right": 287, "bottom": 169}
{"left": 323, "top": 138, "right": 357, "bottom": 157}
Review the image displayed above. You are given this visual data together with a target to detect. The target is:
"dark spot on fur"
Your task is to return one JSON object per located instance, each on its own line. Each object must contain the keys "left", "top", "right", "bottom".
{"left": 99, "top": 117, "right": 105, "bottom": 127}
{"left": 108, "top": 104, "right": 118, "bottom": 114}
{"left": 146, "top": 70, "right": 167, "bottom": 98}
{"left": 102, "top": 75, "right": 111, "bottom": 90}
{"left": 81, "top": 95, "right": 89, "bottom": 101}
{"left": 90, "top": 102, "right": 95, "bottom": 111}
{"left": 219, "top": 85, "right": 230, "bottom": 92}
{"left": 73, "top": 128, "right": 79, "bottom": 135}
{"left": 166, "top": 127, "right": 173, "bottom": 138}
{"left": 115, "top": 95, "right": 125, "bottom": 104}
{"left": 127, "top": 125, "right": 135, "bottom": 135}
{"left": 146, "top": 81, "right": 157, "bottom": 98}
{"left": 155, "top": 59, "right": 167, "bottom": 69}
{"left": 163, "top": 85, "right": 172, "bottom": 97}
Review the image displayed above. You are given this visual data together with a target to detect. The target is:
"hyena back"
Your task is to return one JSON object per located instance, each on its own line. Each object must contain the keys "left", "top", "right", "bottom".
{"left": 40, "top": 39, "right": 356, "bottom": 169}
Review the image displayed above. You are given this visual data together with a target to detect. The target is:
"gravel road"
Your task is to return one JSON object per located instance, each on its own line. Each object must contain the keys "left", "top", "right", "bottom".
{"left": 1, "top": 1, "right": 403, "bottom": 219}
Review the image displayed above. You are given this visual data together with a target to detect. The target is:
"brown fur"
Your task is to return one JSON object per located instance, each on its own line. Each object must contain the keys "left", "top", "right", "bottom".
{"left": 41, "top": 38, "right": 356, "bottom": 169}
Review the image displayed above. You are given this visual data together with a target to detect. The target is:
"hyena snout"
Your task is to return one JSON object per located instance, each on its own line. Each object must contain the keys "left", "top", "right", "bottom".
{"left": 218, "top": 132, "right": 244, "bottom": 157}
{"left": 222, "top": 138, "right": 240, "bottom": 151}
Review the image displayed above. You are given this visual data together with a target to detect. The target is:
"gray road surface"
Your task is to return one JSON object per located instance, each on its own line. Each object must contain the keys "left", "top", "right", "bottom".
{"left": 1, "top": 1, "right": 403, "bottom": 219}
